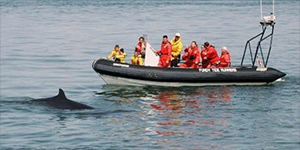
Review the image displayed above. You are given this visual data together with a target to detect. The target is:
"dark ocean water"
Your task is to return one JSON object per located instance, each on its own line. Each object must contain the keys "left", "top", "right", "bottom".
{"left": 1, "top": 0, "right": 299, "bottom": 149}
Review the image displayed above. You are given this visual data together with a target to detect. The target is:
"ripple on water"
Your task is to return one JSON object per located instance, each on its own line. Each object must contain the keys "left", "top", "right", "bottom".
{"left": 1, "top": 0, "right": 299, "bottom": 149}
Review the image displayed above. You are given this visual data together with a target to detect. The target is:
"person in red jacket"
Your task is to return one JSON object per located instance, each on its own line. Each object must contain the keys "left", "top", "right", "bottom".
{"left": 219, "top": 46, "right": 231, "bottom": 67}
{"left": 156, "top": 35, "right": 172, "bottom": 67}
{"left": 200, "top": 45, "right": 209, "bottom": 68}
{"left": 203, "top": 42, "right": 220, "bottom": 68}
{"left": 179, "top": 41, "right": 200, "bottom": 68}
{"left": 135, "top": 36, "right": 147, "bottom": 58}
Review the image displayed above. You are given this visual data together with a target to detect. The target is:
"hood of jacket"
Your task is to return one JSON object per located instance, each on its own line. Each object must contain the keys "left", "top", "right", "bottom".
{"left": 171, "top": 38, "right": 182, "bottom": 45}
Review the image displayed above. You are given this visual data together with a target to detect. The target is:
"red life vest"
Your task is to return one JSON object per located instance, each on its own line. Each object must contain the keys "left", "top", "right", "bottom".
{"left": 219, "top": 50, "right": 231, "bottom": 67}
{"left": 206, "top": 45, "right": 220, "bottom": 64}
{"left": 157, "top": 40, "right": 172, "bottom": 67}
{"left": 136, "top": 41, "right": 146, "bottom": 54}
{"left": 181, "top": 45, "right": 200, "bottom": 67}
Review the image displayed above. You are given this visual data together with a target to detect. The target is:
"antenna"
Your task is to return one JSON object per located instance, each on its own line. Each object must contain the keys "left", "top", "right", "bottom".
{"left": 260, "top": 0, "right": 263, "bottom": 20}
{"left": 273, "top": 0, "right": 275, "bottom": 14}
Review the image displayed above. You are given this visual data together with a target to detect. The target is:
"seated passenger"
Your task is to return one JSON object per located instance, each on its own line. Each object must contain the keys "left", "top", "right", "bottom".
{"left": 200, "top": 45, "right": 209, "bottom": 68}
{"left": 203, "top": 42, "right": 220, "bottom": 68}
{"left": 131, "top": 51, "right": 143, "bottom": 65}
{"left": 136, "top": 36, "right": 146, "bottom": 58}
{"left": 107, "top": 45, "right": 120, "bottom": 60}
{"left": 115, "top": 48, "right": 127, "bottom": 63}
{"left": 219, "top": 46, "right": 231, "bottom": 68}
{"left": 179, "top": 41, "right": 200, "bottom": 68}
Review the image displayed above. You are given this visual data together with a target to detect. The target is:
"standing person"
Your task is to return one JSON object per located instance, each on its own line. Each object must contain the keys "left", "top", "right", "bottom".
{"left": 203, "top": 42, "right": 220, "bottom": 68}
{"left": 156, "top": 35, "right": 172, "bottom": 68}
{"left": 135, "top": 36, "right": 147, "bottom": 58}
{"left": 131, "top": 51, "right": 143, "bottom": 65}
{"left": 219, "top": 46, "right": 231, "bottom": 68}
{"left": 107, "top": 45, "right": 120, "bottom": 60}
{"left": 115, "top": 48, "right": 127, "bottom": 63}
{"left": 179, "top": 41, "right": 200, "bottom": 68}
{"left": 170, "top": 33, "right": 183, "bottom": 67}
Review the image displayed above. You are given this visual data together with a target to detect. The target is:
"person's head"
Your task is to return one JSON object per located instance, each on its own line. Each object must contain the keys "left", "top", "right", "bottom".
{"left": 191, "top": 41, "right": 197, "bottom": 48}
{"left": 139, "top": 37, "right": 145, "bottom": 42}
{"left": 120, "top": 48, "right": 124, "bottom": 53}
{"left": 175, "top": 33, "right": 180, "bottom": 41}
{"left": 134, "top": 51, "right": 138, "bottom": 57}
{"left": 201, "top": 45, "right": 205, "bottom": 50}
{"left": 114, "top": 45, "right": 120, "bottom": 51}
{"left": 163, "top": 35, "right": 168, "bottom": 42}
{"left": 204, "top": 42, "right": 210, "bottom": 48}
{"left": 221, "top": 46, "right": 227, "bottom": 53}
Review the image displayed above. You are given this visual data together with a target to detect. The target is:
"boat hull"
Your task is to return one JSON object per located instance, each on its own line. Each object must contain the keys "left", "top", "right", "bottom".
{"left": 92, "top": 58, "right": 286, "bottom": 87}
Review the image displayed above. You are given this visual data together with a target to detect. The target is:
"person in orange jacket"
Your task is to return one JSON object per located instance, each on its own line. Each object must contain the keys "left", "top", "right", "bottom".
{"left": 179, "top": 41, "right": 200, "bottom": 68}
{"left": 203, "top": 42, "right": 220, "bottom": 68}
{"left": 219, "top": 46, "right": 231, "bottom": 67}
{"left": 200, "top": 45, "right": 209, "bottom": 68}
{"left": 135, "top": 36, "right": 146, "bottom": 58}
{"left": 156, "top": 35, "right": 172, "bottom": 68}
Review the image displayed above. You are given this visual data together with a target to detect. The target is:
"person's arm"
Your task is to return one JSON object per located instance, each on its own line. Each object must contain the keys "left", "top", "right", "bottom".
{"left": 107, "top": 50, "right": 115, "bottom": 59}
{"left": 182, "top": 47, "right": 189, "bottom": 60}
{"left": 116, "top": 52, "right": 126, "bottom": 61}
{"left": 224, "top": 54, "right": 230, "bottom": 63}
{"left": 168, "top": 44, "right": 172, "bottom": 60}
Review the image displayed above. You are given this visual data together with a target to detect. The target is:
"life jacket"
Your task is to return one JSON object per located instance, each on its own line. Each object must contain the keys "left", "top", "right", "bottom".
{"left": 136, "top": 41, "right": 146, "bottom": 54}
{"left": 115, "top": 52, "right": 127, "bottom": 63}
{"left": 219, "top": 50, "right": 231, "bottom": 67}
{"left": 181, "top": 45, "right": 200, "bottom": 67}
{"left": 131, "top": 55, "right": 143, "bottom": 65}
{"left": 107, "top": 49, "right": 118, "bottom": 59}
{"left": 170, "top": 38, "right": 183, "bottom": 61}
{"left": 206, "top": 45, "right": 220, "bottom": 64}
{"left": 157, "top": 40, "right": 172, "bottom": 56}
{"left": 157, "top": 40, "right": 172, "bottom": 67}
{"left": 200, "top": 48, "right": 209, "bottom": 68}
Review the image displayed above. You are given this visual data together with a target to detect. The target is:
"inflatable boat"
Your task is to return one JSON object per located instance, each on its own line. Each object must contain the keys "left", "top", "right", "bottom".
{"left": 92, "top": 20, "right": 286, "bottom": 87}
{"left": 92, "top": 58, "right": 285, "bottom": 86}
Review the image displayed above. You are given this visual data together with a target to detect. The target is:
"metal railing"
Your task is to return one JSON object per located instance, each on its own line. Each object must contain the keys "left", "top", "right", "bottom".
{"left": 241, "top": 21, "right": 275, "bottom": 67}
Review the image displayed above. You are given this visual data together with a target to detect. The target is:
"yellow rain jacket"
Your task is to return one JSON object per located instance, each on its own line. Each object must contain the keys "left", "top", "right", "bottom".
{"left": 107, "top": 49, "right": 117, "bottom": 59}
{"left": 131, "top": 55, "right": 143, "bottom": 65}
{"left": 170, "top": 38, "right": 183, "bottom": 61}
{"left": 115, "top": 52, "right": 127, "bottom": 63}
{"left": 107, "top": 48, "right": 127, "bottom": 63}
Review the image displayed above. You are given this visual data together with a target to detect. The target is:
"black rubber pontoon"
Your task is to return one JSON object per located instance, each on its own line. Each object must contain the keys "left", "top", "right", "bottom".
{"left": 92, "top": 58, "right": 285, "bottom": 86}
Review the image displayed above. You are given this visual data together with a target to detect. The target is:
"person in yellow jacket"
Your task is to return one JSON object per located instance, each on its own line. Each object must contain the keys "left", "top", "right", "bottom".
{"left": 115, "top": 48, "right": 127, "bottom": 63}
{"left": 131, "top": 51, "right": 143, "bottom": 65}
{"left": 107, "top": 45, "right": 127, "bottom": 63}
{"left": 107, "top": 45, "right": 120, "bottom": 60}
{"left": 170, "top": 33, "right": 183, "bottom": 67}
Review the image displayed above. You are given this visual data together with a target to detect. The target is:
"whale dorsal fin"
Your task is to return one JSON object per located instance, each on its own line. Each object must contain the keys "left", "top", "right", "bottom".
{"left": 57, "top": 89, "right": 67, "bottom": 100}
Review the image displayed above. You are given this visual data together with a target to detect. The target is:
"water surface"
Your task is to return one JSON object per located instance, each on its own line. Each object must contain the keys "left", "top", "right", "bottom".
{"left": 1, "top": 0, "right": 299, "bottom": 149}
